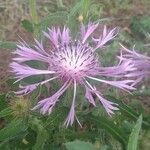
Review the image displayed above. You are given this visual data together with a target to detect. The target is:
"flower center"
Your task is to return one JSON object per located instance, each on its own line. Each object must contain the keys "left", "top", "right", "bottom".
{"left": 50, "top": 43, "right": 99, "bottom": 81}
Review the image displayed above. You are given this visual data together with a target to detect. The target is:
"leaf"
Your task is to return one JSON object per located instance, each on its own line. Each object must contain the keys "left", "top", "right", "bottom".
{"left": 33, "top": 128, "right": 48, "bottom": 150}
{"left": 106, "top": 95, "right": 150, "bottom": 129}
{"left": 29, "top": 0, "right": 39, "bottom": 24}
{"left": 0, "top": 107, "right": 13, "bottom": 118}
{"left": 30, "top": 85, "right": 42, "bottom": 105}
{"left": 29, "top": 117, "right": 49, "bottom": 150}
{"left": 45, "top": 105, "right": 69, "bottom": 129}
{"left": 65, "top": 140, "right": 98, "bottom": 150}
{"left": 83, "top": 114, "right": 127, "bottom": 149}
{"left": 127, "top": 115, "right": 142, "bottom": 150}
{"left": 21, "top": 19, "right": 34, "bottom": 32}
{"left": 80, "top": 0, "right": 91, "bottom": 18}
{"left": 0, "top": 119, "right": 27, "bottom": 141}
{"left": 56, "top": 0, "right": 65, "bottom": 8}
{"left": 0, "top": 94, "right": 7, "bottom": 111}
{"left": 131, "top": 89, "right": 150, "bottom": 97}
{"left": 100, "top": 145, "right": 109, "bottom": 150}
{"left": 131, "top": 16, "right": 150, "bottom": 38}
{"left": 68, "top": 1, "right": 82, "bottom": 18}
{"left": 37, "top": 11, "right": 68, "bottom": 38}
{"left": 0, "top": 140, "right": 11, "bottom": 149}
{"left": 0, "top": 41, "right": 17, "bottom": 49}
{"left": 67, "top": 1, "right": 82, "bottom": 37}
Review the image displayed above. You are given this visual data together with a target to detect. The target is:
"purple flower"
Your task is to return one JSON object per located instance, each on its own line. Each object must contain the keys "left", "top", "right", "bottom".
{"left": 11, "top": 23, "right": 137, "bottom": 127}
{"left": 119, "top": 44, "right": 150, "bottom": 84}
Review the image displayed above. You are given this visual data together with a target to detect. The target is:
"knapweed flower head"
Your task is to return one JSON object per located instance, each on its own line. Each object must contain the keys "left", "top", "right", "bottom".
{"left": 119, "top": 44, "right": 150, "bottom": 84}
{"left": 10, "top": 96, "right": 30, "bottom": 117}
{"left": 11, "top": 23, "right": 137, "bottom": 127}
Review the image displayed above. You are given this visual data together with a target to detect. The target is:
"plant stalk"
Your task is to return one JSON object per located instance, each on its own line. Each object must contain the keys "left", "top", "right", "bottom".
{"left": 29, "top": 0, "right": 39, "bottom": 24}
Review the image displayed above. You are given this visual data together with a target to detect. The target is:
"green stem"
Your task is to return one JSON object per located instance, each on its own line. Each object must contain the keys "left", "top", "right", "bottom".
{"left": 56, "top": 0, "right": 64, "bottom": 8}
{"left": 29, "top": 0, "right": 39, "bottom": 24}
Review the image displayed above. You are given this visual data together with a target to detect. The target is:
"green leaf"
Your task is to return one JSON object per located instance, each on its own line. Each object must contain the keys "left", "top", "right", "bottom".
{"left": 83, "top": 114, "right": 127, "bottom": 149}
{"left": 131, "top": 16, "right": 150, "bottom": 38}
{"left": 0, "top": 107, "right": 13, "bottom": 118}
{"left": 0, "top": 94, "right": 7, "bottom": 111}
{"left": 21, "top": 19, "right": 34, "bottom": 32}
{"left": 29, "top": 117, "right": 49, "bottom": 150}
{"left": 108, "top": 96, "right": 139, "bottom": 118}
{"left": 29, "top": 0, "right": 39, "bottom": 24}
{"left": 106, "top": 95, "right": 150, "bottom": 129}
{"left": 130, "top": 89, "right": 150, "bottom": 97}
{"left": 80, "top": 0, "right": 91, "bottom": 18}
{"left": 45, "top": 105, "right": 68, "bottom": 128}
{"left": 68, "top": 1, "right": 82, "bottom": 18}
{"left": 33, "top": 129, "right": 48, "bottom": 150}
{"left": 67, "top": 1, "right": 82, "bottom": 37}
{"left": 56, "top": 0, "right": 65, "bottom": 8}
{"left": 30, "top": 85, "right": 42, "bottom": 105}
{"left": 37, "top": 11, "right": 68, "bottom": 38}
{"left": 100, "top": 145, "right": 109, "bottom": 150}
{"left": 0, "top": 140, "right": 11, "bottom": 149}
{"left": 65, "top": 140, "right": 98, "bottom": 150}
{"left": 0, "top": 41, "right": 17, "bottom": 49}
{"left": 127, "top": 115, "right": 142, "bottom": 150}
{"left": 0, "top": 119, "right": 27, "bottom": 141}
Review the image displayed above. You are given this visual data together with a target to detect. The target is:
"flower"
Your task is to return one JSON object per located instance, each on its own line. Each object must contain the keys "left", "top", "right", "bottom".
{"left": 10, "top": 23, "right": 137, "bottom": 127}
{"left": 119, "top": 44, "right": 150, "bottom": 84}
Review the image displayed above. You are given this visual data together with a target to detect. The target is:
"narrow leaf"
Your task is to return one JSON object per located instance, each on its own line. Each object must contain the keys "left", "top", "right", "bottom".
{"left": 65, "top": 140, "right": 98, "bottom": 150}
{"left": 127, "top": 115, "right": 142, "bottom": 150}
{"left": 0, "top": 107, "right": 12, "bottom": 118}
{"left": 106, "top": 95, "right": 150, "bottom": 128}
{"left": 83, "top": 114, "right": 127, "bottom": 148}
{"left": 0, "top": 41, "right": 17, "bottom": 49}
{"left": 37, "top": 11, "right": 68, "bottom": 38}
{"left": 0, "top": 94, "right": 7, "bottom": 111}
{"left": 29, "top": 117, "right": 49, "bottom": 150}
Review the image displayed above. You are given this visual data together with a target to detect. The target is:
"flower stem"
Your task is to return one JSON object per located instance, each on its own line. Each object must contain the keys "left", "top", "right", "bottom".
{"left": 56, "top": 0, "right": 64, "bottom": 8}
{"left": 29, "top": 0, "right": 39, "bottom": 24}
